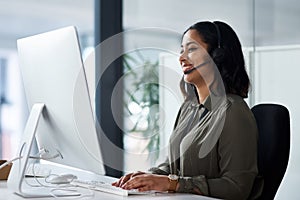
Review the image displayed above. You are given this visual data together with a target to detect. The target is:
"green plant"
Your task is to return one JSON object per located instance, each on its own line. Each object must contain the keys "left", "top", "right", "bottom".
{"left": 123, "top": 52, "right": 160, "bottom": 162}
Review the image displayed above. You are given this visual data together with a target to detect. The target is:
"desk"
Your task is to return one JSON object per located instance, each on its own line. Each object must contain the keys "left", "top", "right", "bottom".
{"left": 0, "top": 164, "right": 218, "bottom": 200}
{"left": 0, "top": 181, "right": 219, "bottom": 200}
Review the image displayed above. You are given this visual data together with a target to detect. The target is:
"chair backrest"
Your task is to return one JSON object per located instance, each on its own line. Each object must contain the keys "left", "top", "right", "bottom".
{"left": 251, "top": 104, "right": 290, "bottom": 200}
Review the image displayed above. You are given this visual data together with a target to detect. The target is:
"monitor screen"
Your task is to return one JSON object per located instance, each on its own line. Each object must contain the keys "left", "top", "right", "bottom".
{"left": 10, "top": 26, "right": 105, "bottom": 177}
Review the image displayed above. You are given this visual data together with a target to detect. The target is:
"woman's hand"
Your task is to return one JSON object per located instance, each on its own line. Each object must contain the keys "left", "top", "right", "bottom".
{"left": 120, "top": 174, "right": 170, "bottom": 192}
{"left": 112, "top": 171, "right": 146, "bottom": 188}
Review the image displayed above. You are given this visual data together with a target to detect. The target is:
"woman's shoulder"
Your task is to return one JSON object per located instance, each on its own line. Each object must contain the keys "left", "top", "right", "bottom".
{"left": 225, "top": 93, "right": 255, "bottom": 121}
{"left": 226, "top": 93, "right": 245, "bottom": 104}
{"left": 221, "top": 94, "right": 258, "bottom": 140}
{"left": 226, "top": 94, "right": 250, "bottom": 109}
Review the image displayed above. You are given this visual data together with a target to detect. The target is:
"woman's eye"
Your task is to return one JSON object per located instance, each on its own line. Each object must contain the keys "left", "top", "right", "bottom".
{"left": 188, "top": 47, "right": 197, "bottom": 53}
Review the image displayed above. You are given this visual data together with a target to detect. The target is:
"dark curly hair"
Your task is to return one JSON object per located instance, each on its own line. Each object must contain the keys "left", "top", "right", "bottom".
{"left": 180, "top": 21, "right": 250, "bottom": 99}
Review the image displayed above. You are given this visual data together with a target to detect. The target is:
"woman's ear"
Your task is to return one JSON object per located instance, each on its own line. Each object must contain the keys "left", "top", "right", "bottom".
{"left": 212, "top": 47, "right": 226, "bottom": 65}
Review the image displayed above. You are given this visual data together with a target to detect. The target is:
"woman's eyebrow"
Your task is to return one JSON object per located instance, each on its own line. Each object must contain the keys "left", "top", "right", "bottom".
{"left": 181, "top": 41, "right": 198, "bottom": 47}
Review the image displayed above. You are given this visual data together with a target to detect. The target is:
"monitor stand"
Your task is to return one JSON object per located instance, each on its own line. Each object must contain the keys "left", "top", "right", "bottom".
{"left": 7, "top": 103, "right": 80, "bottom": 198}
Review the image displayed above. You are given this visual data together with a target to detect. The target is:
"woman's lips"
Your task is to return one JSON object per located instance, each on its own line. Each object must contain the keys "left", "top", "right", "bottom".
{"left": 182, "top": 64, "right": 194, "bottom": 73}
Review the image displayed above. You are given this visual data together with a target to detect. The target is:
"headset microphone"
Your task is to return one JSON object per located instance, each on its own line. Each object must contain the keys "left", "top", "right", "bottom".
{"left": 183, "top": 60, "right": 211, "bottom": 75}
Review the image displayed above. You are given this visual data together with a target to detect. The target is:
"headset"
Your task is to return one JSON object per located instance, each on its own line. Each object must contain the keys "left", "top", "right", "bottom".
{"left": 211, "top": 22, "right": 226, "bottom": 65}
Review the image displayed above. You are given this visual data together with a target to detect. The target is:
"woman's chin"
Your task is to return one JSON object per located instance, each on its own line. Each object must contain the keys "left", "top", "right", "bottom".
{"left": 184, "top": 74, "right": 196, "bottom": 84}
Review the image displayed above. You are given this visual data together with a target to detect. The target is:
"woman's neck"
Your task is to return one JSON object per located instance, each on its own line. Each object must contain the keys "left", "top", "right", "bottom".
{"left": 195, "top": 84, "right": 209, "bottom": 104}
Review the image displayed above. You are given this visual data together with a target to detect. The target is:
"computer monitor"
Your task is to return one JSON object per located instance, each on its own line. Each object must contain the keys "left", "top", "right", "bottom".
{"left": 7, "top": 26, "right": 105, "bottom": 197}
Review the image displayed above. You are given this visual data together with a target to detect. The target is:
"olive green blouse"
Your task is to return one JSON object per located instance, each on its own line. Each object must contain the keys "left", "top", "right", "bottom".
{"left": 149, "top": 94, "right": 262, "bottom": 200}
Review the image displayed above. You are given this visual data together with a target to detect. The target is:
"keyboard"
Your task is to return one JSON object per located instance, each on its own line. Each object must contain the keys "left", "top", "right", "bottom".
{"left": 70, "top": 179, "right": 154, "bottom": 196}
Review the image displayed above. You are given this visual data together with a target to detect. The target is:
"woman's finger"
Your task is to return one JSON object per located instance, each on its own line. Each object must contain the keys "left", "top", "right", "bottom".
{"left": 112, "top": 171, "right": 147, "bottom": 187}
{"left": 122, "top": 177, "right": 144, "bottom": 190}
{"left": 111, "top": 175, "right": 124, "bottom": 187}
{"left": 119, "top": 174, "right": 132, "bottom": 187}
{"left": 130, "top": 171, "right": 145, "bottom": 178}
{"left": 112, "top": 174, "right": 131, "bottom": 187}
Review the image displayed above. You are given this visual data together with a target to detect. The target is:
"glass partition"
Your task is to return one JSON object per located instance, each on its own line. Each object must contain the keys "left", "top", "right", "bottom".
{"left": 0, "top": 0, "right": 94, "bottom": 161}
{"left": 123, "top": 0, "right": 299, "bottom": 198}
{"left": 123, "top": 0, "right": 255, "bottom": 170}
{"left": 253, "top": 0, "right": 300, "bottom": 198}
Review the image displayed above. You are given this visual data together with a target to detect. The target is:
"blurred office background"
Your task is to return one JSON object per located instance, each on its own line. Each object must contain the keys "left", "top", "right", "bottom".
{"left": 0, "top": 0, "right": 299, "bottom": 199}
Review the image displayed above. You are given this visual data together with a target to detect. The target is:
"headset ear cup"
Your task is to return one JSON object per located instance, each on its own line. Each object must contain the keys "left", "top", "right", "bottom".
{"left": 212, "top": 47, "right": 226, "bottom": 65}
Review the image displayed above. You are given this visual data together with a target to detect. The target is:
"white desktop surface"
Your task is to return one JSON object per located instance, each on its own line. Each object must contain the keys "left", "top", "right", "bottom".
{"left": 0, "top": 181, "right": 217, "bottom": 200}
{"left": 0, "top": 163, "right": 218, "bottom": 200}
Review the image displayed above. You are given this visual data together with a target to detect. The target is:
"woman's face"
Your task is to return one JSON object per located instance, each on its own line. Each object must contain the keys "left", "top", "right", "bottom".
{"left": 179, "top": 29, "right": 212, "bottom": 86}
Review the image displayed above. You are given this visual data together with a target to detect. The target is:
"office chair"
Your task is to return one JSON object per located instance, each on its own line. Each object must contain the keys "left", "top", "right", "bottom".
{"left": 251, "top": 104, "right": 290, "bottom": 200}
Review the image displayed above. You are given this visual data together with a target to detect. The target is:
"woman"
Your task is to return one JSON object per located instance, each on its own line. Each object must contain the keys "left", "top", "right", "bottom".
{"left": 113, "top": 21, "right": 262, "bottom": 200}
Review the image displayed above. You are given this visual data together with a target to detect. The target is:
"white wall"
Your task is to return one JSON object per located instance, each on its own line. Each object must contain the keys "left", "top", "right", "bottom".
{"left": 158, "top": 53, "right": 183, "bottom": 163}
{"left": 252, "top": 45, "right": 300, "bottom": 199}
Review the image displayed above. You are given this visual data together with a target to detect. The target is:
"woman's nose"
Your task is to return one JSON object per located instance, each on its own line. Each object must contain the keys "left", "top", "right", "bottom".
{"left": 179, "top": 53, "right": 187, "bottom": 66}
